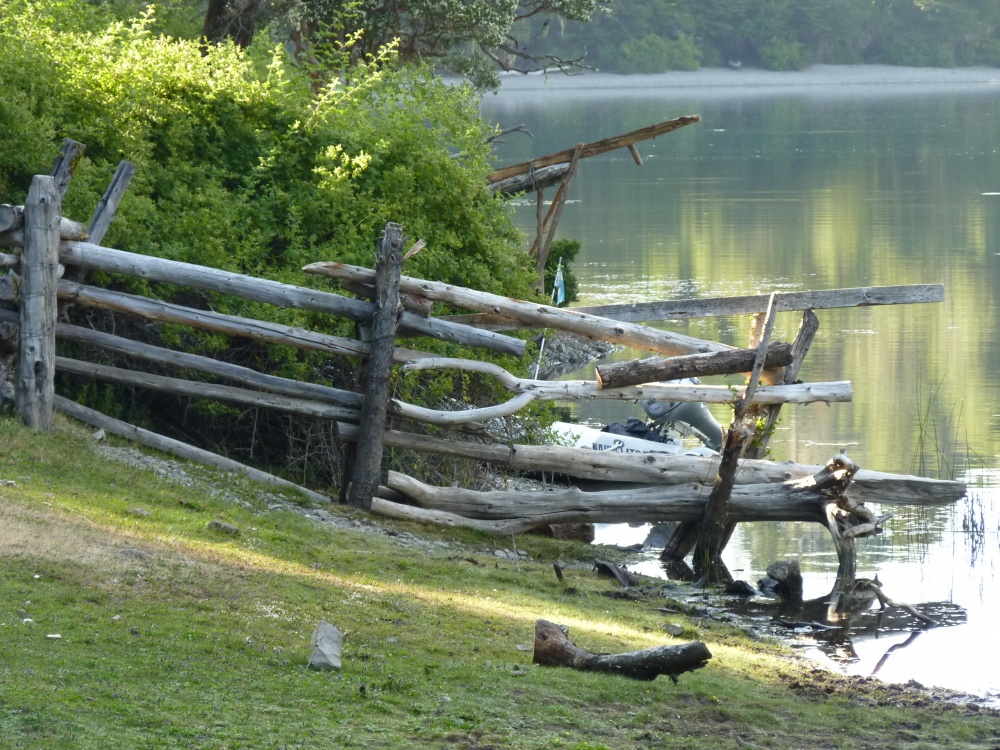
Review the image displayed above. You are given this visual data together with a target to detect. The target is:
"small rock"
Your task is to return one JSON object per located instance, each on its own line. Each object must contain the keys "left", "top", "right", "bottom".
{"left": 22, "top": 618, "right": 34, "bottom": 624}
{"left": 725, "top": 580, "right": 758, "bottom": 597}
{"left": 308, "top": 621, "right": 343, "bottom": 671}
{"left": 127, "top": 507, "right": 152, "bottom": 518}
{"left": 207, "top": 520, "right": 239, "bottom": 535}
{"left": 762, "top": 559, "right": 803, "bottom": 600}
{"left": 515, "top": 644, "right": 532, "bottom": 652}
{"left": 0, "top": 479, "right": 15, "bottom": 487}
{"left": 46, "top": 634, "right": 61, "bottom": 640}
{"left": 661, "top": 623, "right": 684, "bottom": 637}
{"left": 92, "top": 429, "right": 106, "bottom": 441}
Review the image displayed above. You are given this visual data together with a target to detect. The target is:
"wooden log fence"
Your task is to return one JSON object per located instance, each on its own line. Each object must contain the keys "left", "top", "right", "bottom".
{"left": 0, "top": 145, "right": 965, "bottom": 583}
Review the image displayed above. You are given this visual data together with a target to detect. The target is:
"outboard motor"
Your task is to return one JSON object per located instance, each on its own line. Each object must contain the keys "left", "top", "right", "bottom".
{"left": 639, "top": 380, "right": 724, "bottom": 452}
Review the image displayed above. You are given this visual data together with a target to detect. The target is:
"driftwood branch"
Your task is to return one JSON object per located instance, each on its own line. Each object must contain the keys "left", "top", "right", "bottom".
{"left": 394, "top": 356, "right": 850, "bottom": 425}
{"left": 488, "top": 115, "right": 700, "bottom": 184}
{"left": 532, "top": 619, "right": 711, "bottom": 682}
{"left": 327, "top": 421, "right": 966, "bottom": 505}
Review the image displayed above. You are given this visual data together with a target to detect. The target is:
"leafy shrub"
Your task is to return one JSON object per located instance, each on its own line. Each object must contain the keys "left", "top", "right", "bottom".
{"left": 613, "top": 33, "right": 701, "bottom": 73}
{"left": 0, "top": 0, "right": 542, "bottom": 485}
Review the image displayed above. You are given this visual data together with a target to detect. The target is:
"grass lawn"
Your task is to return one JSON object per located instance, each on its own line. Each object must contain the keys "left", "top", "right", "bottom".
{"left": 0, "top": 414, "right": 996, "bottom": 749}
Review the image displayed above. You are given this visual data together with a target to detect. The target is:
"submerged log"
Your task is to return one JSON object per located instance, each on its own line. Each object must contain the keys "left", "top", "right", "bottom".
{"left": 532, "top": 619, "right": 711, "bottom": 682}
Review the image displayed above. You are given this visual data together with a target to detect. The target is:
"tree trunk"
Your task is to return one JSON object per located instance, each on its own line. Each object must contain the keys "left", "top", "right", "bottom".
{"left": 532, "top": 619, "right": 711, "bottom": 682}
{"left": 202, "top": 0, "right": 259, "bottom": 48}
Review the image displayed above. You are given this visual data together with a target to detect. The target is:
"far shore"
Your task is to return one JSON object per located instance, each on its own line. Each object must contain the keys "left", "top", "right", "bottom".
{"left": 488, "top": 64, "right": 1000, "bottom": 99}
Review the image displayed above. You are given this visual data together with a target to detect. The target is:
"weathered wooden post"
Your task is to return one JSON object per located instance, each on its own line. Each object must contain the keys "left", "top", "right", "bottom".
{"left": 346, "top": 223, "right": 404, "bottom": 510}
{"left": 15, "top": 175, "right": 61, "bottom": 431}
{"left": 692, "top": 293, "right": 778, "bottom": 580}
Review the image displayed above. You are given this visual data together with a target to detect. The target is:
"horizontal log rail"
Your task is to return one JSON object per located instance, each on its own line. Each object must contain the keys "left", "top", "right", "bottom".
{"left": 442, "top": 284, "right": 946, "bottom": 329}
{"left": 57, "top": 242, "right": 524, "bottom": 357}
{"left": 0, "top": 308, "right": 364, "bottom": 409}
{"left": 56, "top": 357, "right": 362, "bottom": 423}
{"left": 304, "top": 261, "right": 730, "bottom": 357}
{"left": 57, "top": 280, "right": 433, "bottom": 363}
{"left": 394, "top": 357, "right": 850, "bottom": 425}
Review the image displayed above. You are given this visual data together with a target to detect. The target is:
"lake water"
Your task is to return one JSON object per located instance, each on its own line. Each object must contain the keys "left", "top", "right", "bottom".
{"left": 481, "top": 68, "right": 1000, "bottom": 702}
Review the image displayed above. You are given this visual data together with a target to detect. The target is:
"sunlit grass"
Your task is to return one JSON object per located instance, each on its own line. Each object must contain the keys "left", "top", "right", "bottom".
{"left": 0, "top": 413, "right": 994, "bottom": 749}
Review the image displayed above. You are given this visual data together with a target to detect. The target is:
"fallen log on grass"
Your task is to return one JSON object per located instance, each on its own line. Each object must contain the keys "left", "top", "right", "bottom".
{"left": 532, "top": 619, "right": 711, "bottom": 682}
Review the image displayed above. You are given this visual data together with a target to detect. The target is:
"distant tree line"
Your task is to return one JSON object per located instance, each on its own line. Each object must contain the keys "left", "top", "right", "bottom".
{"left": 517, "top": 0, "right": 1000, "bottom": 72}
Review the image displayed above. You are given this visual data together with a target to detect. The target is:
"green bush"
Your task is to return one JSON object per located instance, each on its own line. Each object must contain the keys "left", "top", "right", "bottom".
{"left": 614, "top": 33, "right": 701, "bottom": 73}
{"left": 757, "top": 38, "right": 810, "bottom": 70}
{"left": 0, "top": 1, "right": 542, "bottom": 485}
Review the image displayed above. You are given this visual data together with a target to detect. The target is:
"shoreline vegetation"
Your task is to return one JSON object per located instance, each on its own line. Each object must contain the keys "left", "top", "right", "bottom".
{"left": 1, "top": 414, "right": 998, "bottom": 748}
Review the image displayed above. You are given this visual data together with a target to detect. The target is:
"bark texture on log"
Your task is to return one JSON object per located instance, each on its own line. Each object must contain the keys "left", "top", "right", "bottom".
{"left": 304, "top": 262, "right": 730, "bottom": 357}
{"left": 16, "top": 175, "right": 60, "bottom": 431}
{"left": 59, "top": 241, "right": 524, "bottom": 356}
{"left": 595, "top": 343, "right": 793, "bottom": 390}
{"left": 532, "top": 619, "right": 711, "bottom": 682}
{"left": 347, "top": 223, "right": 403, "bottom": 511}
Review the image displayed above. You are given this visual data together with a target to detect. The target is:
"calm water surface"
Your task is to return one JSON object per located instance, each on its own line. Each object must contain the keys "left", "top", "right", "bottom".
{"left": 482, "top": 71, "right": 1000, "bottom": 700}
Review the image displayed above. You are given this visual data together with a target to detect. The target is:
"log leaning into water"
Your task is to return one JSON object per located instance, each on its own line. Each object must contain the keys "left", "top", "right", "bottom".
{"left": 532, "top": 619, "right": 711, "bottom": 682}
{"left": 488, "top": 114, "right": 701, "bottom": 185}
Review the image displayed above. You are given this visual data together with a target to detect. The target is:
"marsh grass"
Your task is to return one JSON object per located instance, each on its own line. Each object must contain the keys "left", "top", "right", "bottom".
{"left": 0, "top": 415, "right": 995, "bottom": 749}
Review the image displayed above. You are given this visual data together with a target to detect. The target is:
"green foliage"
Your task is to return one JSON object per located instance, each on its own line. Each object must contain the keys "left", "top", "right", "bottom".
{"left": 0, "top": 0, "right": 548, "bottom": 486}
{"left": 614, "top": 32, "right": 701, "bottom": 73}
{"left": 543, "top": 238, "right": 581, "bottom": 306}
{"left": 529, "top": 0, "right": 1000, "bottom": 71}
